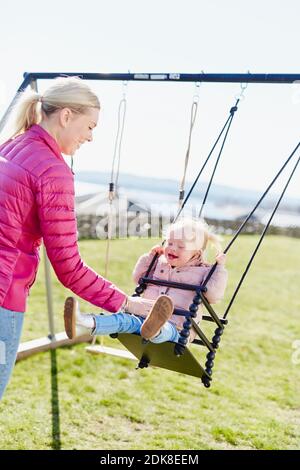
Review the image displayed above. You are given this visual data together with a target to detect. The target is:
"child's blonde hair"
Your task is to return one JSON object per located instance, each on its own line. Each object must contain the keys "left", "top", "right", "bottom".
{"left": 164, "top": 217, "right": 222, "bottom": 257}
{"left": 2, "top": 76, "right": 100, "bottom": 141}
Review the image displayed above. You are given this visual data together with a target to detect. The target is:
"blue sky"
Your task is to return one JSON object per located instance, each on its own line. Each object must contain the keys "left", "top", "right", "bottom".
{"left": 1, "top": 0, "right": 300, "bottom": 197}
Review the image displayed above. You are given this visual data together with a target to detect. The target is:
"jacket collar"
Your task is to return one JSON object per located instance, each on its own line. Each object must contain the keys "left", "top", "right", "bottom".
{"left": 28, "top": 124, "right": 65, "bottom": 163}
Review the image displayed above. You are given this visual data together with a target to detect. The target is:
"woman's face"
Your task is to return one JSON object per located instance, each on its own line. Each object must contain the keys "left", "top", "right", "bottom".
{"left": 58, "top": 107, "right": 99, "bottom": 155}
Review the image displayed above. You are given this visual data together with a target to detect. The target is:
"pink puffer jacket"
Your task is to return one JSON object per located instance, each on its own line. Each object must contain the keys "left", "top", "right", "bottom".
{"left": 133, "top": 252, "right": 228, "bottom": 339}
{"left": 0, "top": 124, "right": 126, "bottom": 313}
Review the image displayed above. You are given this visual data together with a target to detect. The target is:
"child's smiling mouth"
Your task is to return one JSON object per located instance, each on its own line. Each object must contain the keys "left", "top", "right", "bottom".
{"left": 167, "top": 253, "right": 178, "bottom": 260}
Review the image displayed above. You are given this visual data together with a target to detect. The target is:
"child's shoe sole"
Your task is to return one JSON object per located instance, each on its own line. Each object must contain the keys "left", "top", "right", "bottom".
{"left": 140, "top": 295, "right": 174, "bottom": 340}
{"left": 64, "top": 296, "right": 76, "bottom": 339}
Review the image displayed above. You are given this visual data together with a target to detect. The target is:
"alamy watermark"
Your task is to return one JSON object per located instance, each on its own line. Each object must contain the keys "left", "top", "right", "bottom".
{"left": 77, "top": 198, "right": 216, "bottom": 241}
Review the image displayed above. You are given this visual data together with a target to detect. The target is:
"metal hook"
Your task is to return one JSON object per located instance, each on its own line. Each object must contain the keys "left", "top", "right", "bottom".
{"left": 122, "top": 80, "right": 128, "bottom": 99}
{"left": 193, "top": 81, "right": 201, "bottom": 103}
{"left": 236, "top": 70, "right": 250, "bottom": 100}
{"left": 235, "top": 81, "right": 248, "bottom": 101}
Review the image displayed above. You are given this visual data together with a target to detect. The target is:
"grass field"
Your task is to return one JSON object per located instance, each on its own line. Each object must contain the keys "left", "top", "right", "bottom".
{"left": 0, "top": 235, "right": 300, "bottom": 450}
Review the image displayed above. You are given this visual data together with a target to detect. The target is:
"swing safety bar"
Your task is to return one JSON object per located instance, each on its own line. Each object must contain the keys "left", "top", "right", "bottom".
{"left": 139, "top": 276, "right": 208, "bottom": 293}
{"left": 173, "top": 308, "right": 227, "bottom": 325}
{"left": 139, "top": 277, "right": 227, "bottom": 324}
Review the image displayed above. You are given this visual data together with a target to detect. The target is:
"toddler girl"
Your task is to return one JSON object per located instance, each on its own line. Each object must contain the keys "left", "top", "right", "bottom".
{"left": 64, "top": 218, "right": 228, "bottom": 344}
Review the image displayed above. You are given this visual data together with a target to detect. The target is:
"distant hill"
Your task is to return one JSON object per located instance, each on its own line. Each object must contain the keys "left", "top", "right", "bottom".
{"left": 76, "top": 171, "right": 300, "bottom": 213}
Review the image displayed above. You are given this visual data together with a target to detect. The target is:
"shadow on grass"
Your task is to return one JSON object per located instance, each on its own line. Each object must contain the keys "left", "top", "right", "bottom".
{"left": 50, "top": 349, "right": 61, "bottom": 450}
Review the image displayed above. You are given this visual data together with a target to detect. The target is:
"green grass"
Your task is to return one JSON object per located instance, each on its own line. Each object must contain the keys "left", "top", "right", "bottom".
{"left": 0, "top": 235, "right": 300, "bottom": 450}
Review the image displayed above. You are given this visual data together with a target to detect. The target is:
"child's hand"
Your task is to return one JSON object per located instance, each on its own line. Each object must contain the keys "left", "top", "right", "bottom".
{"left": 216, "top": 252, "right": 226, "bottom": 266}
{"left": 150, "top": 245, "right": 164, "bottom": 256}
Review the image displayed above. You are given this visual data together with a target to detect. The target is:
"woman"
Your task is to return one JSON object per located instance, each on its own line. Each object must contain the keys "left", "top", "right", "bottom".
{"left": 0, "top": 77, "right": 149, "bottom": 399}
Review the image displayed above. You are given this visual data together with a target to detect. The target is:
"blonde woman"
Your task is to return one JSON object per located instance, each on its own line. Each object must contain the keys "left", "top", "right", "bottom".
{"left": 0, "top": 77, "right": 145, "bottom": 399}
{"left": 64, "top": 218, "right": 228, "bottom": 345}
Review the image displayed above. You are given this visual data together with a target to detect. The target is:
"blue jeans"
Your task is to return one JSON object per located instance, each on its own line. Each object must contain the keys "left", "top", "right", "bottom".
{"left": 93, "top": 312, "right": 179, "bottom": 343}
{"left": 0, "top": 306, "right": 24, "bottom": 400}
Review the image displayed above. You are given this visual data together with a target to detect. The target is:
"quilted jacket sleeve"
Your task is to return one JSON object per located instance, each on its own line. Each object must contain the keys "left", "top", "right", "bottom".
{"left": 132, "top": 252, "right": 154, "bottom": 284}
{"left": 202, "top": 264, "right": 228, "bottom": 304}
{"left": 36, "top": 166, "right": 126, "bottom": 312}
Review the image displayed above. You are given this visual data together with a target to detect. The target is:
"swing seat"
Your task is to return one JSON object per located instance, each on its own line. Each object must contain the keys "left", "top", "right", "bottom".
{"left": 116, "top": 333, "right": 208, "bottom": 379}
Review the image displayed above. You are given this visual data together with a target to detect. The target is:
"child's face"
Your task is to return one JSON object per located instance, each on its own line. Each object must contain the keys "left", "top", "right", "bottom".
{"left": 164, "top": 231, "right": 199, "bottom": 268}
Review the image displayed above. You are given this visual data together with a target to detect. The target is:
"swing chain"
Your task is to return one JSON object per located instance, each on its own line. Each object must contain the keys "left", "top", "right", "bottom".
{"left": 178, "top": 82, "right": 201, "bottom": 208}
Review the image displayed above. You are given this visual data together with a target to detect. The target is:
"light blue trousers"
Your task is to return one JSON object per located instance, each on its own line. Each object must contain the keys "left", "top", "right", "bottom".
{"left": 0, "top": 306, "right": 24, "bottom": 400}
{"left": 93, "top": 312, "right": 179, "bottom": 343}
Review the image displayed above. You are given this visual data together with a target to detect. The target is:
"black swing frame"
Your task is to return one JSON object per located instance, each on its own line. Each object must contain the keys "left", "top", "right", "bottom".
{"left": 1, "top": 71, "right": 299, "bottom": 383}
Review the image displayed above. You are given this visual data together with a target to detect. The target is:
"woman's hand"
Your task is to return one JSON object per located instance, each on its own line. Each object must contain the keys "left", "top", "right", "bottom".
{"left": 216, "top": 252, "right": 226, "bottom": 266}
{"left": 150, "top": 245, "right": 164, "bottom": 256}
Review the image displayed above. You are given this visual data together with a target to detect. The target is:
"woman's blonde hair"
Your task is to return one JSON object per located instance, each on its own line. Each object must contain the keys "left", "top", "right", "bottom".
{"left": 2, "top": 76, "right": 100, "bottom": 141}
{"left": 164, "top": 217, "right": 222, "bottom": 257}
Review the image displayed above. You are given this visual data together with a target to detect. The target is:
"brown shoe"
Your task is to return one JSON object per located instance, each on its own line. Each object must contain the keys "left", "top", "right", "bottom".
{"left": 140, "top": 295, "right": 174, "bottom": 340}
{"left": 64, "top": 297, "right": 94, "bottom": 339}
{"left": 64, "top": 296, "right": 77, "bottom": 339}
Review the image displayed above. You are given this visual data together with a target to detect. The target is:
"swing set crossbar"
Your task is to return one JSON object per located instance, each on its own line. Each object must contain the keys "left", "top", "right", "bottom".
{"left": 20, "top": 71, "right": 300, "bottom": 85}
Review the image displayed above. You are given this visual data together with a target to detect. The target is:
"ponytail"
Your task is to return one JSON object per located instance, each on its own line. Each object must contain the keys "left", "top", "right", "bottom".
{"left": 203, "top": 228, "right": 222, "bottom": 254}
{"left": 0, "top": 89, "right": 42, "bottom": 143}
{"left": 11, "top": 89, "right": 42, "bottom": 138}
